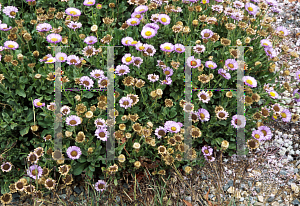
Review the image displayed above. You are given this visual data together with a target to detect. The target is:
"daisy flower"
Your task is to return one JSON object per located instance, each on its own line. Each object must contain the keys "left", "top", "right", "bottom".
{"left": 202, "top": 146, "right": 213, "bottom": 156}
{"left": 164, "top": 121, "right": 181, "bottom": 133}
{"left": 243, "top": 76, "right": 257, "bottom": 88}
{"left": 66, "top": 55, "right": 81, "bottom": 65}
{"left": 0, "top": 24, "right": 12, "bottom": 31}
{"left": 39, "top": 54, "right": 53, "bottom": 62}
{"left": 45, "top": 57, "right": 56, "bottom": 64}
{"left": 98, "top": 76, "right": 108, "bottom": 88}
{"left": 4, "top": 41, "right": 19, "bottom": 50}
{"left": 79, "top": 76, "right": 94, "bottom": 89}
{"left": 143, "top": 44, "right": 156, "bottom": 56}
{"left": 82, "top": 46, "right": 97, "bottom": 58}
{"left": 119, "top": 97, "right": 133, "bottom": 109}
{"left": 121, "top": 37, "right": 133, "bottom": 46}
{"left": 135, "top": 41, "right": 146, "bottom": 52}
{"left": 95, "top": 127, "right": 109, "bottom": 141}
{"left": 66, "top": 146, "right": 82, "bottom": 160}
{"left": 187, "top": 56, "right": 201, "bottom": 68}
{"left": 162, "top": 67, "right": 174, "bottom": 77}
{"left": 268, "top": 90, "right": 279, "bottom": 99}
{"left": 264, "top": 47, "right": 277, "bottom": 59}
{"left": 155, "top": 126, "right": 168, "bottom": 139}
{"left": 132, "top": 56, "right": 143, "bottom": 67}
{"left": 60, "top": 105, "right": 71, "bottom": 116}
{"left": 280, "top": 109, "right": 292, "bottom": 122}
{"left": 271, "top": 103, "right": 282, "bottom": 113}
{"left": 36, "top": 23, "right": 52, "bottom": 32}
{"left": 83, "top": 0, "right": 95, "bottom": 6}
{"left": 46, "top": 33, "right": 62, "bottom": 44}
{"left": 230, "top": 12, "right": 244, "bottom": 21}
{"left": 218, "top": 69, "right": 231, "bottom": 79}
{"left": 150, "top": 14, "right": 160, "bottom": 23}
{"left": 3, "top": 6, "right": 18, "bottom": 18}
{"left": 231, "top": 115, "right": 246, "bottom": 128}
{"left": 66, "top": 115, "right": 82, "bottom": 126}
{"left": 216, "top": 110, "right": 229, "bottom": 120}
{"left": 293, "top": 89, "right": 300, "bottom": 103}
{"left": 65, "top": 8, "right": 81, "bottom": 17}
{"left": 159, "top": 14, "right": 171, "bottom": 25}
{"left": 204, "top": 155, "right": 215, "bottom": 162}
{"left": 245, "top": 3, "right": 259, "bottom": 16}
{"left": 131, "top": 12, "right": 143, "bottom": 20}
{"left": 33, "top": 99, "right": 45, "bottom": 108}
{"left": 115, "top": 65, "right": 130, "bottom": 76}
{"left": 258, "top": 126, "right": 273, "bottom": 141}
{"left": 295, "top": 70, "right": 300, "bottom": 82}
{"left": 193, "top": 45, "right": 206, "bottom": 53}
{"left": 212, "top": 5, "right": 224, "bottom": 12}
{"left": 94, "top": 118, "right": 107, "bottom": 128}
{"left": 95, "top": 180, "right": 107, "bottom": 192}
{"left": 197, "top": 91, "right": 210, "bottom": 103}
{"left": 96, "top": 4, "right": 102, "bottom": 9}
{"left": 55, "top": 52, "right": 68, "bottom": 62}
{"left": 233, "top": 1, "right": 244, "bottom": 8}
{"left": 174, "top": 44, "right": 185, "bottom": 53}
{"left": 84, "top": 36, "right": 97, "bottom": 45}
{"left": 144, "top": 23, "right": 160, "bottom": 31}
{"left": 252, "top": 130, "right": 265, "bottom": 142}
{"left": 205, "top": 61, "right": 217, "bottom": 69}
{"left": 141, "top": 27, "right": 157, "bottom": 39}
{"left": 1, "top": 162, "right": 13, "bottom": 172}
{"left": 276, "top": 26, "right": 289, "bottom": 36}
{"left": 160, "top": 76, "right": 172, "bottom": 85}
{"left": 126, "top": 18, "right": 140, "bottom": 26}
{"left": 67, "top": 21, "right": 82, "bottom": 31}
{"left": 122, "top": 53, "right": 134, "bottom": 65}
{"left": 201, "top": 29, "right": 214, "bottom": 39}
{"left": 260, "top": 39, "right": 272, "bottom": 48}
{"left": 160, "top": 43, "right": 174, "bottom": 53}
{"left": 134, "top": 5, "right": 148, "bottom": 14}
{"left": 225, "top": 59, "right": 238, "bottom": 70}
{"left": 197, "top": 108, "right": 210, "bottom": 122}
{"left": 271, "top": 6, "right": 281, "bottom": 13}
{"left": 27, "top": 165, "right": 43, "bottom": 180}
{"left": 148, "top": 74, "right": 159, "bottom": 82}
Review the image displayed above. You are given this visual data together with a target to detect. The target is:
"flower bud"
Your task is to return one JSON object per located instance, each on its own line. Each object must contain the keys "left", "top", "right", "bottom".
{"left": 65, "top": 131, "right": 73, "bottom": 137}
{"left": 221, "top": 140, "right": 229, "bottom": 150}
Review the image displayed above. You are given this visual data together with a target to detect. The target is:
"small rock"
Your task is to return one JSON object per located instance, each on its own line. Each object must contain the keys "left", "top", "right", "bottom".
{"left": 69, "top": 195, "right": 76, "bottom": 202}
{"left": 240, "top": 197, "right": 245, "bottom": 202}
{"left": 267, "top": 196, "right": 275, "bottom": 202}
{"left": 294, "top": 168, "right": 299, "bottom": 173}
{"left": 74, "top": 186, "right": 81, "bottom": 195}
{"left": 280, "top": 170, "right": 288, "bottom": 176}
{"left": 227, "top": 186, "right": 235, "bottom": 194}
{"left": 255, "top": 187, "right": 261, "bottom": 193}
{"left": 116, "top": 195, "right": 121, "bottom": 203}
{"left": 185, "top": 196, "right": 192, "bottom": 202}
{"left": 292, "top": 198, "right": 300, "bottom": 205}
{"left": 248, "top": 181, "right": 252, "bottom": 187}
{"left": 258, "top": 195, "right": 264, "bottom": 202}
{"left": 59, "top": 194, "right": 67, "bottom": 200}
{"left": 272, "top": 202, "right": 280, "bottom": 206}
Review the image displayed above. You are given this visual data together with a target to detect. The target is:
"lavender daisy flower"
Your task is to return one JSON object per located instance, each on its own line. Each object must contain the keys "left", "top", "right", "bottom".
{"left": 204, "top": 155, "right": 215, "bottom": 162}
{"left": 131, "top": 12, "right": 144, "bottom": 20}
{"left": 4, "top": 40, "right": 19, "bottom": 50}
{"left": 201, "top": 29, "right": 214, "bottom": 39}
{"left": 264, "top": 47, "right": 277, "bottom": 58}
{"left": 144, "top": 23, "right": 160, "bottom": 31}
{"left": 201, "top": 0, "right": 210, "bottom": 4}
{"left": 3, "top": 6, "right": 18, "bottom": 18}
{"left": 265, "top": 0, "right": 277, "bottom": 6}
{"left": 233, "top": 1, "right": 244, "bottom": 9}
{"left": 162, "top": 67, "right": 174, "bottom": 77}
{"left": 202, "top": 146, "right": 213, "bottom": 156}
{"left": 82, "top": 46, "right": 97, "bottom": 58}
{"left": 132, "top": 57, "right": 143, "bottom": 67}
{"left": 245, "top": 3, "right": 259, "bottom": 16}
{"left": 174, "top": 44, "right": 185, "bottom": 53}
{"left": 276, "top": 26, "right": 289, "bottom": 36}
{"left": 60, "top": 105, "right": 71, "bottom": 116}
{"left": 46, "top": 33, "right": 62, "bottom": 44}
{"left": 225, "top": 59, "right": 238, "bottom": 70}
{"left": 160, "top": 76, "right": 172, "bottom": 85}
{"left": 295, "top": 71, "right": 300, "bottom": 82}
{"left": 66, "top": 115, "right": 82, "bottom": 126}
{"left": 143, "top": 44, "right": 156, "bottom": 56}
{"left": 231, "top": 115, "right": 246, "bottom": 128}
{"left": 36, "top": 23, "right": 52, "bottom": 32}
{"left": 65, "top": 7, "right": 81, "bottom": 17}
{"left": 243, "top": 76, "right": 257, "bottom": 88}
{"left": 164, "top": 121, "right": 181, "bottom": 133}
{"left": 160, "top": 43, "right": 174, "bottom": 53}
{"left": 122, "top": 53, "right": 134, "bottom": 65}
{"left": 66, "top": 55, "right": 81, "bottom": 65}
{"left": 33, "top": 99, "right": 45, "bottom": 108}
{"left": 293, "top": 89, "right": 300, "bottom": 102}
{"left": 268, "top": 90, "right": 279, "bottom": 99}
{"left": 79, "top": 76, "right": 94, "bottom": 89}
{"left": 215, "top": 0, "right": 224, "bottom": 2}
{"left": 95, "top": 180, "right": 107, "bottom": 192}
{"left": 66, "top": 146, "right": 82, "bottom": 160}
{"left": 212, "top": 5, "right": 224, "bottom": 13}
{"left": 260, "top": 39, "right": 272, "bottom": 48}
{"left": 83, "top": 0, "right": 95, "bottom": 6}
{"left": 98, "top": 76, "right": 108, "bottom": 88}
{"left": 150, "top": 14, "right": 160, "bottom": 23}
{"left": 197, "top": 91, "right": 210, "bottom": 103}
{"left": 47, "top": 102, "right": 56, "bottom": 111}
{"left": 159, "top": 14, "right": 171, "bottom": 25}
{"left": 67, "top": 21, "right": 82, "bottom": 31}
{"left": 155, "top": 126, "right": 168, "bottom": 139}
{"left": 135, "top": 42, "right": 146, "bottom": 52}
{"left": 197, "top": 108, "right": 210, "bottom": 122}
{"left": 0, "top": 24, "right": 12, "bottom": 31}
{"left": 218, "top": 69, "right": 231, "bottom": 79}
{"left": 230, "top": 12, "right": 244, "bottom": 21}
{"left": 205, "top": 61, "right": 217, "bottom": 69}
{"left": 27, "top": 165, "right": 43, "bottom": 180}
{"left": 270, "top": 6, "right": 281, "bottom": 13}
{"left": 280, "top": 109, "right": 292, "bottom": 123}
{"left": 252, "top": 130, "right": 265, "bottom": 142}
{"left": 90, "top": 69, "right": 104, "bottom": 79}
{"left": 84, "top": 36, "right": 97, "bottom": 45}
{"left": 148, "top": 74, "right": 159, "bottom": 82}
{"left": 187, "top": 56, "right": 201, "bottom": 68}
{"left": 115, "top": 65, "right": 130, "bottom": 76}
{"left": 39, "top": 54, "right": 53, "bottom": 62}
{"left": 258, "top": 126, "right": 273, "bottom": 141}
{"left": 141, "top": 27, "right": 157, "bottom": 39}
{"left": 94, "top": 118, "right": 107, "bottom": 128}
{"left": 121, "top": 37, "right": 134, "bottom": 46}
{"left": 126, "top": 18, "right": 140, "bottom": 26}
{"left": 95, "top": 127, "right": 109, "bottom": 141}
{"left": 45, "top": 57, "right": 56, "bottom": 64}
{"left": 134, "top": 5, "right": 148, "bottom": 14}
{"left": 193, "top": 45, "right": 206, "bottom": 53}
{"left": 119, "top": 97, "right": 133, "bottom": 109}
{"left": 55, "top": 52, "right": 68, "bottom": 62}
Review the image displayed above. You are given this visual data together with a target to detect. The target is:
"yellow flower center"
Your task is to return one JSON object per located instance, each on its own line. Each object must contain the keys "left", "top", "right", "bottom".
{"left": 135, "top": 14, "right": 141, "bottom": 18}
{"left": 263, "top": 43, "right": 268, "bottom": 46}
{"left": 228, "top": 63, "right": 234, "bottom": 68}
{"left": 254, "top": 134, "right": 260, "bottom": 139}
{"left": 298, "top": 74, "right": 300, "bottom": 79}
{"left": 145, "top": 31, "right": 152, "bottom": 36}
{"left": 139, "top": 9, "right": 145, "bottom": 12}
{"left": 246, "top": 79, "right": 253, "bottom": 85}
{"left": 273, "top": 115, "right": 277, "bottom": 119}
{"left": 191, "top": 61, "right": 197, "bottom": 66}
{"left": 279, "top": 31, "right": 284, "bottom": 35}
{"left": 165, "top": 71, "right": 170, "bottom": 75}
{"left": 281, "top": 112, "right": 287, "bottom": 118}
{"left": 204, "top": 149, "right": 209, "bottom": 154}
{"left": 125, "top": 57, "right": 132, "bottom": 62}
{"left": 59, "top": 57, "right": 64, "bottom": 60}
{"left": 177, "top": 48, "right": 182, "bottom": 52}
{"left": 37, "top": 102, "right": 43, "bottom": 106}
{"left": 208, "top": 64, "right": 213, "bottom": 68}
{"left": 71, "top": 151, "right": 78, "bottom": 157}
{"left": 164, "top": 46, "right": 171, "bottom": 50}
{"left": 131, "top": 41, "right": 138, "bottom": 45}
{"left": 139, "top": 46, "right": 145, "bottom": 50}
{"left": 51, "top": 38, "right": 58, "bottom": 42}
{"left": 87, "top": 2, "right": 93, "bottom": 4}
{"left": 70, "top": 11, "right": 77, "bottom": 15}
{"left": 47, "top": 59, "right": 53, "bottom": 63}
{"left": 248, "top": 7, "right": 253, "bottom": 12}
{"left": 200, "top": 113, "right": 205, "bottom": 119}
{"left": 161, "top": 17, "right": 167, "bottom": 22}
{"left": 203, "top": 0, "right": 207, "bottom": 3}
{"left": 171, "top": 126, "right": 177, "bottom": 131}
{"left": 131, "top": 20, "right": 137, "bottom": 24}
{"left": 270, "top": 92, "right": 275, "bottom": 97}
{"left": 125, "top": 40, "right": 129, "bottom": 44}
{"left": 8, "top": 45, "right": 14, "bottom": 48}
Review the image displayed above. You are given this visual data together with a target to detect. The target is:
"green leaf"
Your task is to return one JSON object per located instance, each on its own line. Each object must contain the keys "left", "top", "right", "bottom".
{"left": 83, "top": 92, "right": 94, "bottom": 99}
{"left": 168, "top": 108, "right": 177, "bottom": 118}
{"left": 215, "top": 137, "right": 224, "bottom": 145}
{"left": 89, "top": 165, "right": 95, "bottom": 172}
{"left": 218, "top": 121, "right": 227, "bottom": 126}
{"left": 16, "top": 88, "right": 26, "bottom": 98}
{"left": 114, "top": 178, "right": 118, "bottom": 186}
{"left": 20, "top": 126, "right": 30, "bottom": 136}
{"left": 73, "top": 163, "right": 87, "bottom": 176}
{"left": 78, "top": 155, "right": 87, "bottom": 163}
